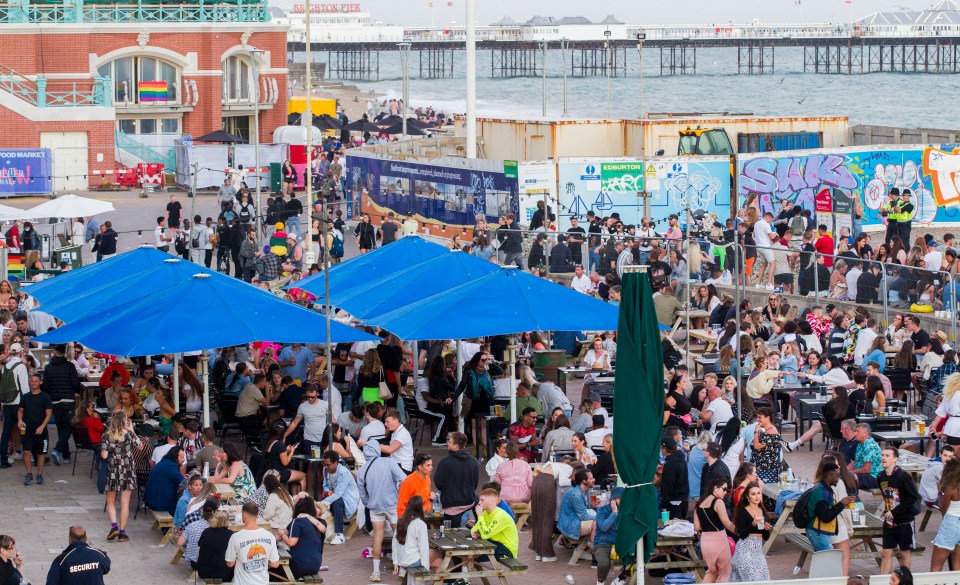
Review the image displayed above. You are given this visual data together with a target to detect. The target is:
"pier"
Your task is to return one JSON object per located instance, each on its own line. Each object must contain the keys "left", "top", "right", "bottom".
{"left": 286, "top": 0, "right": 960, "bottom": 80}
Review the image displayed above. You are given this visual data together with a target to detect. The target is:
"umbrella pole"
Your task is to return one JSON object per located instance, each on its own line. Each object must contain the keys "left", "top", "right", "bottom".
{"left": 508, "top": 343, "right": 517, "bottom": 423}
{"left": 201, "top": 353, "right": 211, "bottom": 428}
{"left": 173, "top": 354, "right": 180, "bottom": 411}
{"left": 456, "top": 340, "right": 464, "bottom": 433}
{"left": 636, "top": 536, "right": 646, "bottom": 585}
{"left": 411, "top": 340, "right": 419, "bottom": 397}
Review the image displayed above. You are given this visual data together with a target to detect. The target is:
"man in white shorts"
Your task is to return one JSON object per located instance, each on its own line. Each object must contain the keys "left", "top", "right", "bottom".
{"left": 357, "top": 439, "right": 406, "bottom": 583}
{"left": 753, "top": 211, "right": 778, "bottom": 290}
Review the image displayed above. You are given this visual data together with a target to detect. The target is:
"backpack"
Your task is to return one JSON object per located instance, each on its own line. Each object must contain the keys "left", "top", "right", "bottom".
{"left": 0, "top": 362, "right": 24, "bottom": 404}
{"left": 254, "top": 256, "right": 269, "bottom": 279}
{"left": 791, "top": 485, "right": 818, "bottom": 529}
{"left": 330, "top": 234, "right": 344, "bottom": 259}
{"left": 222, "top": 209, "right": 238, "bottom": 223}
{"left": 790, "top": 215, "right": 806, "bottom": 236}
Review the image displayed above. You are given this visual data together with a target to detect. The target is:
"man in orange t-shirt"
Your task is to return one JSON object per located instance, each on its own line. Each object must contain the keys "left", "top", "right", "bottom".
{"left": 397, "top": 453, "right": 433, "bottom": 517}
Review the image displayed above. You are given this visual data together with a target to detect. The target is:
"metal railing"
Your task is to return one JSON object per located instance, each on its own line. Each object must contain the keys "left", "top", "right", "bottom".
{"left": 0, "top": 0, "right": 269, "bottom": 23}
{"left": 0, "top": 66, "right": 111, "bottom": 108}
{"left": 114, "top": 131, "right": 177, "bottom": 169}
{"left": 674, "top": 239, "right": 959, "bottom": 342}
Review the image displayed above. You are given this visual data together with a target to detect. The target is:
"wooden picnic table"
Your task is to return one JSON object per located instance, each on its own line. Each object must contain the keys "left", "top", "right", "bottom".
{"left": 872, "top": 430, "right": 928, "bottom": 451}
{"left": 761, "top": 482, "right": 805, "bottom": 553}
{"left": 786, "top": 509, "right": 924, "bottom": 569}
{"left": 685, "top": 329, "right": 719, "bottom": 353}
{"left": 671, "top": 311, "right": 711, "bottom": 335}
{"left": 422, "top": 528, "right": 527, "bottom": 585}
{"left": 647, "top": 534, "right": 705, "bottom": 579}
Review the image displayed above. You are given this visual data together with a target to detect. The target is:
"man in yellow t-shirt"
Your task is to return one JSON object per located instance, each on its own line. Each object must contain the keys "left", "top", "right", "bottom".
{"left": 471, "top": 487, "right": 519, "bottom": 559}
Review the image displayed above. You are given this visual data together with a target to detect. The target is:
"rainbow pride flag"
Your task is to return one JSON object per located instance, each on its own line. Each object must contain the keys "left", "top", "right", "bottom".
{"left": 138, "top": 81, "right": 168, "bottom": 102}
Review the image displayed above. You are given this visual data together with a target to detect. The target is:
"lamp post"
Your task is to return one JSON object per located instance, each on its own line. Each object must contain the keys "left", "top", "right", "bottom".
{"left": 636, "top": 30, "right": 645, "bottom": 119}
{"left": 560, "top": 38, "right": 569, "bottom": 117}
{"left": 249, "top": 47, "right": 264, "bottom": 244}
{"left": 303, "top": 0, "right": 315, "bottom": 266}
{"left": 466, "top": 0, "right": 476, "bottom": 158}
{"left": 398, "top": 42, "right": 411, "bottom": 137}
{"left": 540, "top": 41, "right": 547, "bottom": 117}
{"left": 604, "top": 29, "right": 612, "bottom": 119}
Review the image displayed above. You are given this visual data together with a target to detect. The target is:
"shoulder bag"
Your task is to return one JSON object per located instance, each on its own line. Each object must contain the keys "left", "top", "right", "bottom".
{"left": 378, "top": 368, "right": 392, "bottom": 400}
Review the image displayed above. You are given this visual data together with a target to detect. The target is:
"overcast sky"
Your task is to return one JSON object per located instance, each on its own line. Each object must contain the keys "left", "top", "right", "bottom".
{"left": 279, "top": 0, "right": 937, "bottom": 25}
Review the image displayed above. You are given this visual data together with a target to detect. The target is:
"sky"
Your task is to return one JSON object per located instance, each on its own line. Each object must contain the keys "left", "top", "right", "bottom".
{"left": 274, "top": 0, "right": 939, "bottom": 25}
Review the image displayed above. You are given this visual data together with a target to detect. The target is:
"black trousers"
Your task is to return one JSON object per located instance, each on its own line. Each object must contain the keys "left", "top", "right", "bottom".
{"left": 52, "top": 402, "right": 74, "bottom": 458}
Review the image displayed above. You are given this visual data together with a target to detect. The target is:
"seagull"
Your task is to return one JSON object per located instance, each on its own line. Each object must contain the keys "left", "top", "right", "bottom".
{"left": 779, "top": 76, "right": 785, "bottom": 84}
{"left": 797, "top": 97, "right": 807, "bottom": 105}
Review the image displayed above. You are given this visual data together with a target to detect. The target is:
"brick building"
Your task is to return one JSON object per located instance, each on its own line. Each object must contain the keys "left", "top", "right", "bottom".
{"left": 0, "top": 0, "right": 287, "bottom": 191}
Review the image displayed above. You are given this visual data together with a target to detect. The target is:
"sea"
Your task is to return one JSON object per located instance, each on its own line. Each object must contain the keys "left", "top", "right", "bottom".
{"left": 299, "top": 46, "right": 960, "bottom": 128}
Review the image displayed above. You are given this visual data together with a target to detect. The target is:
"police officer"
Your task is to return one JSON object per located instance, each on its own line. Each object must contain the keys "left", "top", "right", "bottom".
{"left": 881, "top": 187, "right": 901, "bottom": 247}
{"left": 46, "top": 527, "right": 110, "bottom": 585}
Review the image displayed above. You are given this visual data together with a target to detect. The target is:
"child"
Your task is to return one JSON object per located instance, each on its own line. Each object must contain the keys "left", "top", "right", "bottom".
{"left": 595, "top": 488, "right": 626, "bottom": 585}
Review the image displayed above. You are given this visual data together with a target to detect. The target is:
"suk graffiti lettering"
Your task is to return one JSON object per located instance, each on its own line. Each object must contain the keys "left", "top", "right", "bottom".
{"left": 738, "top": 146, "right": 960, "bottom": 227}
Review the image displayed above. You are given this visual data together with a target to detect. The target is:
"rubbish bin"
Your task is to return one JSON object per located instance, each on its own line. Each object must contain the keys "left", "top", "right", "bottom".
{"left": 533, "top": 350, "right": 566, "bottom": 384}
{"left": 270, "top": 162, "right": 282, "bottom": 193}
{"left": 53, "top": 244, "right": 84, "bottom": 270}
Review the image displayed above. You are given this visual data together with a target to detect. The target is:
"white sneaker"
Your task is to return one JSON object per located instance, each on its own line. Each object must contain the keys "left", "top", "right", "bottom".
{"left": 330, "top": 533, "right": 346, "bottom": 545}
{"left": 612, "top": 578, "right": 625, "bottom": 585}
{"left": 541, "top": 556, "right": 558, "bottom": 562}
{"left": 369, "top": 572, "right": 381, "bottom": 583}
{"left": 10, "top": 451, "right": 21, "bottom": 460}
{"left": 765, "top": 284, "right": 775, "bottom": 290}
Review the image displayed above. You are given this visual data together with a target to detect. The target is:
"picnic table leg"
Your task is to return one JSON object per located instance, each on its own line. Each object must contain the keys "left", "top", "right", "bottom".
{"left": 763, "top": 503, "right": 792, "bottom": 554}
{"left": 159, "top": 529, "right": 172, "bottom": 546}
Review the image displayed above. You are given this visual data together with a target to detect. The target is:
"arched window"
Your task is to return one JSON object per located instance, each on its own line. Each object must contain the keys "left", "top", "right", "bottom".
{"left": 222, "top": 55, "right": 253, "bottom": 103}
{"left": 98, "top": 56, "right": 179, "bottom": 105}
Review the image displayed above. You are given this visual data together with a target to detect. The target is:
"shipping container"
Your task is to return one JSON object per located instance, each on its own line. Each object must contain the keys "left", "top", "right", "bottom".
{"left": 736, "top": 131, "right": 823, "bottom": 153}
{"left": 469, "top": 115, "right": 848, "bottom": 161}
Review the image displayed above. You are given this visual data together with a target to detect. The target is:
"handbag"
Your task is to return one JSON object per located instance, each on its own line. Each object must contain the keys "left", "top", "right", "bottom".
{"left": 378, "top": 368, "right": 392, "bottom": 400}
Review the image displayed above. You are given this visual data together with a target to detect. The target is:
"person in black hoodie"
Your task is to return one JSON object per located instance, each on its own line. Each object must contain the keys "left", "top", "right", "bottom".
{"left": 46, "top": 527, "right": 110, "bottom": 585}
{"left": 856, "top": 261, "right": 883, "bottom": 304}
{"left": 878, "top": 447, "right": 921, "bottom": 574}
{"left": 229, "top": 219, "right": 245, "bottom": 279}
{"left": 433, "top": 432, "right": 479, "bottom": 528}
{"left": 549, "top": 235, "right": 573, "bottom": 273}
{"left": 196, "top": 511, "right": 234, "bottom": 583}
{"left": 97, "top": 221, "right": 118, "bottom": 260}
{"left": 660, "top": 437, "right": 689, "bottom": 519}
{"left": 44, "top": 344, "right": 81, "bottom": 466}
{"left": 700, "top": 442, "right": 731, "bottom": 500}
{"left": 497, "top": 215, "right": 522, "bottom": 268}
{"left": 527, "top": 233, "right": 546, "bottom": 270}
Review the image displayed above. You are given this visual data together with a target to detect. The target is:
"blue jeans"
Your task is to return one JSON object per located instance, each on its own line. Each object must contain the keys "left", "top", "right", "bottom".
{"left": 0, "top": 404, "right": 19, "bottom": 464}
{"left": 286, "top": 218, "right": 302, "bottom": 239}
{"left": 806, "top": 528, "right": 833, "bottom": 552}
{"left": 329, "top": 497, "right": 346, "bottom": 534}
{"left": 589, "top": 250, "right": 600, "bottom": 273}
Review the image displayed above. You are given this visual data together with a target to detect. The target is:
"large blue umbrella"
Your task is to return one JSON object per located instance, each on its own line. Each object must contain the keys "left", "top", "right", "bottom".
{"left": 35, "top": 258, "right": 217, "bottom": 323}
{"left": 25, "top": 247, "right": 178, "bottom": 304}
{"left": 325, "top": 251, "right": 500, "bottom": 320}
{"left": 368, "top": 267, "right": 620, "bottom": 341}
{"left": 293, "top": 236, "right": 450, "bottom": 299}
{"left": 34, "top": 273, "right": 378, "bottom": 355}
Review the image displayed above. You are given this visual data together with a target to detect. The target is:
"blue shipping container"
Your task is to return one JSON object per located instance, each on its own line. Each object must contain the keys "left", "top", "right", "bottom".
{"left": 737, "top": 131, "right": 823, "bottom": 153}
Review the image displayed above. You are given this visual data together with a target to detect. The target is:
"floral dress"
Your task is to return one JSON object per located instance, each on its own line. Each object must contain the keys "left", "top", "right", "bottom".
{"left": 102, "top": 430, "right": 139, "bottom": 491}
{"left": 227, "top": 462, "right": 256, "bottom": 503}
{"left": 752, "top": 428, "right": 782, "bottom": 484}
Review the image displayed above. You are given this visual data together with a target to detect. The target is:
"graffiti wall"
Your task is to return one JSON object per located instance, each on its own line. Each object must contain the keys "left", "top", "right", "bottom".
{"left": 646, "top": 157, "right": 733, "bottom": 223}
{"left": 738, "top": 145, "right": 960, "bottom": 227}
{"left": 556, "top": 157, "right": 731, "bottom": 230}
{"left": 346, "top": 154, "right": 519, "bottom": 232}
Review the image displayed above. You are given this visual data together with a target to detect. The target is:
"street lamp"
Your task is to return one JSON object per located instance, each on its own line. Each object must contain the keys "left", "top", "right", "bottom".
{"left": 636, "top": 30, "right": 645, "bottom": 119}
{"left": 560, "top": 38, "right": 569, "bottom": 117}
{"left": 466, "top": 0, "right": 476, "bottom": 158}
{"left": 398, "top": 42, "right": 411, "bottom": 137}
{"left": 249, "top": 47, "right": 264, "bottom": 242}
{"left": 604, "top": 29, "right": 612, "bottom": 119}
{"left": 540, "top": 41, "right": 547, "bottom": 117}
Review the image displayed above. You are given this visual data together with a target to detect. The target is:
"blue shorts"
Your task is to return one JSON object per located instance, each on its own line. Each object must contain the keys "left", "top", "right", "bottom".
{"left": 805, "top": 528, "right": 833, "bottom": 552}
{"left": 934, "top": 514, "right": 960, "bottom": 550}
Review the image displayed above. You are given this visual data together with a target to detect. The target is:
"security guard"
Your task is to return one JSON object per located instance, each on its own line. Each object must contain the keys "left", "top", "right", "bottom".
{"left": 880, "top": 187, "right": 901, "bottom": 246}
{"left": 46, "top": 527, "right": 110, "bottom": 585}
{"left": 898, "top": 189, "right": 915, "bottom": 245}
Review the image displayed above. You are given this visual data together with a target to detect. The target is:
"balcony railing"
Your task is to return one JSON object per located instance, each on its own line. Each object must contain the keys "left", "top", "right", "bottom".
{"left": 0, "top": 0, "right": 269, "bottom": 23}
{"left": 0, "top": 65, "right": 112, "bottom": 107}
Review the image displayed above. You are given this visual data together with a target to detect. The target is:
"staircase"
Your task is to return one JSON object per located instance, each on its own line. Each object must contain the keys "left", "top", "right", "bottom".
{"left": 115, "top": 130, "right": 177, "bottom": 170}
